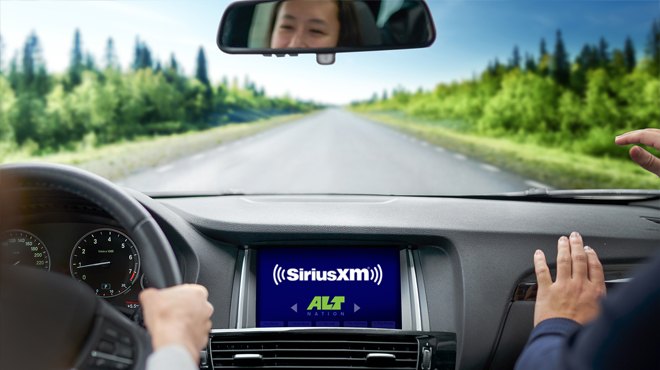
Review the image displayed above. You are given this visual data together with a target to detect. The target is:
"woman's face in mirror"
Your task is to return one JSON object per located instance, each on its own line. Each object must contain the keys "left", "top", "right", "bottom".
{"left": 270, "top": 0, "right": 340, "bottom": 48}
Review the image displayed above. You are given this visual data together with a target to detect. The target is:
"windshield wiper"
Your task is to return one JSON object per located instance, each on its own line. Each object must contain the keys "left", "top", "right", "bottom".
{"left": 466, "top": 189, "right": 660, "bottom": 205}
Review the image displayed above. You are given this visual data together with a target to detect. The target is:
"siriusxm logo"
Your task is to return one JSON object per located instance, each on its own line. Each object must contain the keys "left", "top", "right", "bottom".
{"left": 272, "top": 264, "right": 383, "bottom": 286}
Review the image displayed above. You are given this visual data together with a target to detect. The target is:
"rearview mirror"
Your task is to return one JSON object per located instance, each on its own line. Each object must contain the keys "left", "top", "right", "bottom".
{"left": 217, "top": 0, "right": 436, "bottom": 64}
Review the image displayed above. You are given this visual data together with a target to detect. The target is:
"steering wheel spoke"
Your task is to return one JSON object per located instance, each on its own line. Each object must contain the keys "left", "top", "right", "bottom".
{"left": 75, "top": 299, "right": 151, "bottom": 370}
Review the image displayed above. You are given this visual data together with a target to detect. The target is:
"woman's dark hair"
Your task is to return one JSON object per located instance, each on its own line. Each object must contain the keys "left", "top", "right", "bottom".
{"left": 336, "top": 1, "right": 362, "bottom": 47}
{"left": 270, "top": 0, "right": 363, "bottom": 47}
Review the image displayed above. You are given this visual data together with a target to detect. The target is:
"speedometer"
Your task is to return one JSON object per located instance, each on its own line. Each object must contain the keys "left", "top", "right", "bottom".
{"left": 1, "top": 230, "right": 50, "bottom": 271}
{"left": 70, "top": 228, "right": 140, "bottom": 298}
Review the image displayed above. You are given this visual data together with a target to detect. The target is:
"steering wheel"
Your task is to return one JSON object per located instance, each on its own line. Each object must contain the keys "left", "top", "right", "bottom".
{"left": 0, "top": 163, "right": 182, "bottom": 370}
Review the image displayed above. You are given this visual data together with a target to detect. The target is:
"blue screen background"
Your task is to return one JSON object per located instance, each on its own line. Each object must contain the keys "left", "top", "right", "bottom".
{"left": 256, "top": 247, "right": 401, "bottom": 328}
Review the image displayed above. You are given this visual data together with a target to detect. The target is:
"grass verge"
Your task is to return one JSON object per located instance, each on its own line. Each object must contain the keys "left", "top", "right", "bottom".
{"left": 1, "top": 114, "right": 307, "bottom": 180}
{"left": 355, "top": 111, "right": 659, "bottom": 190}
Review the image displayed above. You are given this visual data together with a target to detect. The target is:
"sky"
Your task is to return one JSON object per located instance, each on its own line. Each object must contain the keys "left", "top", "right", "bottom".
{"left": 1, "top": 0, "right": 658, "bottom": 105}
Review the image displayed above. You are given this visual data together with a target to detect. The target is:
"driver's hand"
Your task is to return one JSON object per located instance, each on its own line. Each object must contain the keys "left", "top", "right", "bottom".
{"left": 139, "top": 284, "right": 214, "bottom": 363}
{"left": 615, "top": 128, "right": 660, "bottom": 177}
{"left": 533, "top": 232, "right": 606, "bottom": 327}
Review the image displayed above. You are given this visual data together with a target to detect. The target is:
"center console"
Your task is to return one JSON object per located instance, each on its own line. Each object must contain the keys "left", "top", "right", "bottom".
{"left": 205, "top": 243, "right": 457, "bottom": 370}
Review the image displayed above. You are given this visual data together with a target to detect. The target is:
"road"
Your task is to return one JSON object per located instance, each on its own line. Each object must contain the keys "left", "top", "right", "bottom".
{"left": 119, "top": 109, "right": 547, "bottom": 195}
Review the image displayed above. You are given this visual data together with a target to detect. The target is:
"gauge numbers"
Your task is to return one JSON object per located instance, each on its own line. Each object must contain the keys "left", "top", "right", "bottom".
{"left": 1, "top": 230, "right": 50, "bottom": 271}
{"left": 70, "top": 228, "right": 140, "bottom": 298}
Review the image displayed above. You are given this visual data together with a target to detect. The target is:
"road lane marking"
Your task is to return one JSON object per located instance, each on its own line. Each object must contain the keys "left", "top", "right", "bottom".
{"left": 525, "top": 180, "right": 550, "bottom": 189}
{"left": 191, "top": 154, "right": 205, "bottom": 161}
{"left": 156, "top": 165, "right": 173, "bottom": 173}
{"left": 435, "top": 147, "right": 445, "bottom": 153}
{"left": 421, "top": 141, "right": 429, "bottom": 147}
{"left": 480, "top": 164, "right": 500, "bottom": 172}
{"left": 454, "top": 154, "right": 467, "bottom": 160}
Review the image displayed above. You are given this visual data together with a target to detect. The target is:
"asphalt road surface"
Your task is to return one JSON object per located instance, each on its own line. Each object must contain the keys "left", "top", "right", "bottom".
{"left": 119, "top": 109, "right": 548, "bottom": 195}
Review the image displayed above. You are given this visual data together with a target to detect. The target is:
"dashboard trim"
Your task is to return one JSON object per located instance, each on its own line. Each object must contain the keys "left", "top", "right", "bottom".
{"left": 413, "top": 248, "right": 431, "bottom": 331}
{"left": 407, "top": 249, "right": 423, "bottom": 331}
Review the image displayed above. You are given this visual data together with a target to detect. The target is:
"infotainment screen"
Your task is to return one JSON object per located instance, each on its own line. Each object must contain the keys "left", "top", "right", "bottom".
{"left": 256, "top": 247, "right": 401, "bottom": 328}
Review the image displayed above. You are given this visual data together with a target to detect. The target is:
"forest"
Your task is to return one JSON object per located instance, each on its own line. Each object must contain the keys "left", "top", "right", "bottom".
{"left": 0, "top": 30, "right": 319, "bottom": 156}
{"left": 354, "top": 20, "right": 660, "bottom": 160}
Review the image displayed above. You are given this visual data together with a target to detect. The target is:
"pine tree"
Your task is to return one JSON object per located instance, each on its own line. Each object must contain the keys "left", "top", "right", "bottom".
{"left": 524, "top": 53, "right": 537, "bottom": 72}
{"left": 168, "top": 53, "right": 179, "bottom": 74}
{"left": 540, "top": 38, "right": 548, "bottom": 57}
{"left": 577, "top": 44, "right": 598, "bottom": 70}
{"left": 195, "top": 46, "right": 209, "bottom": 86}
{"left": 598, "top": 37, "right": 610, "bottom": 67}
{"left": 21, "top": 32, "right": 49, "bottom": 96}
{"left": 104, "top": 38, "right": 119, "bottom": 70}
{"left": 645, "top": 19, "right": 660, "bottom": 76}
{"left": 538, "top": 38, "right": 550, "bottom": 76}
{"left": 509, "top": 46, "right": 521, "bottom": 69}
{"left": 8, "top": 53, "right": 19, "bottom": 90}
{"left": 84, "top": 52, "right": 96, "bottom": 71}
{"left": 623, "top": 37, "right": 636, "bottom": 73}
{"left": 552, "top": 30, "right": 570, "bottom": 86}
{"left": 132, "top": 38, "right": 153, "bottom": 70}
{"left": 69, "top": 29, "right": 83, "bottom": 87}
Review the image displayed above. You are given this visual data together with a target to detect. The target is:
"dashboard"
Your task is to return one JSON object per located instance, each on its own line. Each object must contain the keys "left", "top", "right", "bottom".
{"left": 3, "top": 188, "right": 659, "bottom": 370}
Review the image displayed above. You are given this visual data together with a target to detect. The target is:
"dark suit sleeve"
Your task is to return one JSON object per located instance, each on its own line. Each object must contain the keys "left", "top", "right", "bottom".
{"left": 514, "top": 318, "right": 582, "bottom": 370}
{"left": 515, "top": 252, "right": 660, "bottom": 370}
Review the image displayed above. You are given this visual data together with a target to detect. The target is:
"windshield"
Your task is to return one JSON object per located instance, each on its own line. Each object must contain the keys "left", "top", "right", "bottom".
{"left": 1, "top": 0, "right": 658, "bottom": 196}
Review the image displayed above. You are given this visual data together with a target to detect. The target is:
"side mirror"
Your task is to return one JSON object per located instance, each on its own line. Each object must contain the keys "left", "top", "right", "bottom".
{"left": 217, "top": 0, "right": 436, "bottom": 64}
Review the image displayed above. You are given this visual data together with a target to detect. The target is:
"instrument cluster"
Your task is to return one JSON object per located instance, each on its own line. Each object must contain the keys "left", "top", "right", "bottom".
{"left": 1, "top": 223, "right": 147, "bottom": 314}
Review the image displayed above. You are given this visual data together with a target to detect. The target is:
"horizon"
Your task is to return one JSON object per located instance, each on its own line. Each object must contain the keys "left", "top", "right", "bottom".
{"left": 1, "top": 0, "right": 658, "bottom": 104}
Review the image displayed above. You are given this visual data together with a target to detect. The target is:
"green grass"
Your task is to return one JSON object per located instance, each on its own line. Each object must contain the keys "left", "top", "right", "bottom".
{"left": 355, "top": 111, "right": 659, "bottom": 190}
{"left": 1, "top": 114, "right": 307, "bottom": 180}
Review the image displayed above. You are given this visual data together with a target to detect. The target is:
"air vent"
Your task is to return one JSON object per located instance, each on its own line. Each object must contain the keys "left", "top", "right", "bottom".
{"left": 209, "top": 331, "right": 456, "bottom": 369}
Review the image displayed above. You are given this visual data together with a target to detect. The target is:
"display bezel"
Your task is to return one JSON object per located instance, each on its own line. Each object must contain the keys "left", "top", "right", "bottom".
{"left": 229, "top": 243, "right": 428, "bottom": 331}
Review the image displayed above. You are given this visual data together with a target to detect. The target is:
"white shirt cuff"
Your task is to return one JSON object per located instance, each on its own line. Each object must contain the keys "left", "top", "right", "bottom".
{"left": 146, "top": 345, "right": 197, "bottom": 370}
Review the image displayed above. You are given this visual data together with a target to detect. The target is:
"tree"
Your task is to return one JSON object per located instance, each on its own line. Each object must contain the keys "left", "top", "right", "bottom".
{"left": 539, "top": 38, "right": 548, "bottom": 58}
{"left": 132, "top": 38, "right": 153, "bottom": 70}
{"left": 195, "top": 46, "right": 209, "bottom": 86}
{"left": 623, "top": 37, "right": 636, "bottom": 73}
{"left": 645, "top": 19, "right": 660, "bottom": 76}
{"left": 84, "top": 52, "right": 96, "bottom": 72}
{"left": 104, "top": 38, "right": 119, "bottom": 70}
{"left": 538, "top": 38, "right": 550, "bottom": 76}
{"left": 524, "top": 53, "right": 537, "bottom": 72}
{"left": 20, "top": 32, "right": 49, "bottom": 96}
{"left": 582, "top": 69, "right": 619, "bottom": 131}
{"left": 552, "top": 30, "right": 570, "bottom": 87}
{"left": 598, "top": 37, "right": 610, "bottom": 68}
{"left": 8, "top": 53, "right": 19, "bottom": 91}
{"left": 577, "top": 44, "right": 598, "bottom": 70}
{"left": 168, "top": 54, "right": 179, "bottom": 74}
{"left": 0, "top": 75, "right": 16, "bottom": 141}
{"left": 509, "top": 46, "right": 521, "bottom": 70}
{"left": 610, "top": 50, "right": 628, "bottom": 77}
{"left": 68, "top": 29, "right": 84, "bottom": 87}
{"left": 0, "top": 35, "right": 5, "bottom": 75}
{"left": 479, "top": 71, "right": 559, "bottom": 134}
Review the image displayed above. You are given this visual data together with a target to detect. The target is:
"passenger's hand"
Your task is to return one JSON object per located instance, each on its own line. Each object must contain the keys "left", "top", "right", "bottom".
{"left": 533, "top": 232, "right": 606, "bottom": 327}
{"left": 615, "top": 128, "right": 660, "bottom": 177}
{"left": 139, "top": 284, "right": 214, "bottom": 363}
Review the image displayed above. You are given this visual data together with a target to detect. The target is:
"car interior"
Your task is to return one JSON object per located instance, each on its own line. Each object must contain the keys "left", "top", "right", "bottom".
{"left": 1, "top": 1, "right": 659, "bottom": 370}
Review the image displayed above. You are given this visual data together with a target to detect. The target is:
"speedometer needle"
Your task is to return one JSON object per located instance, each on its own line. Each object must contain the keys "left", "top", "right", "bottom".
{"left": 77, "top": 261, "right": 111, "bottom": 269}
